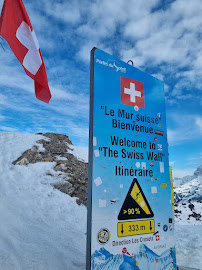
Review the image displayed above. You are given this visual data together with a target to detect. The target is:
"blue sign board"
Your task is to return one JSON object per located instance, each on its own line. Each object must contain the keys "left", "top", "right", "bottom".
{"left": 87, "top": 48, "right": 177, "bottom": 270}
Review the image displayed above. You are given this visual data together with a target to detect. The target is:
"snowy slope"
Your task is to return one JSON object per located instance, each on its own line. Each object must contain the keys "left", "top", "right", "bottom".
{"left": 174, "top": 165, "right": 202, "bottom": 225}
{"left": 175, "top": 224, "right": 202, "bottom": 268}
{"left": 173, "top": 165, "right": 202, "bottom": 269}
{"left": 0, "top": 132, "right": 86, "bottom": 270}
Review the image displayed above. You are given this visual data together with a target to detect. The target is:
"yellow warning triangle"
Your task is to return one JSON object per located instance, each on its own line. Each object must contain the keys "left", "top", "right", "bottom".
{"left": 118, "top": 178, "right": 154, "bottom": 220}
{"left": 130, "top": 182, "right": 151, "bottom": 214}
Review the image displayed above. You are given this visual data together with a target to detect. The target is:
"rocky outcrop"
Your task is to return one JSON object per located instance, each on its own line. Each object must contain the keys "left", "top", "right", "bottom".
{"left": 13, "top": 133, "right": 88, "bottom": 206}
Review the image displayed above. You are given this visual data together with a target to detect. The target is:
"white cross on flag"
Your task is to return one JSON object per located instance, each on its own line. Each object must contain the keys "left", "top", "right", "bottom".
{"left": 0, "top": 0, "right": 51, "bottom": 103}
{"left": 121, "top": 76, "right": 145, "bottom": 108}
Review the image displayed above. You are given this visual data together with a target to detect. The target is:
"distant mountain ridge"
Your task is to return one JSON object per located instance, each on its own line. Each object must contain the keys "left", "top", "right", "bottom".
{"left": 193, "top": 164, "right": 202, "bottom": 178}
{"left": 173, "top": 164, "right": 202, "bottom": 223}
{"left": 174, "top": 164, "right": 202, "bottom": 203}
{"left": 173, "top": 164, "right": 202, "bottom": 188}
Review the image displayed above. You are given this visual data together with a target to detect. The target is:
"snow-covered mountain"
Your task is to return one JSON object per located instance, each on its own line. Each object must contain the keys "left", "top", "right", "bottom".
{"left": 173, "top": 165, "right": 202, "bottom": 189}
{"left": 0, "top": 132, "right": 201, "bottom": 269}
{"left": 174, "top": 165, "right": 202, "bottom": 223}
{"left": 173, "top": 175, "right": 193, "bottom": 188}
{"left": 193, "top": 164, "right": 202, "bottom": 178}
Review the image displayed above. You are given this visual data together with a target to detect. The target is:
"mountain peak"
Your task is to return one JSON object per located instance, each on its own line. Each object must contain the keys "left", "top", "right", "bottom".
{"left": 193, "top": 164, "right": 202, "bottom": 178}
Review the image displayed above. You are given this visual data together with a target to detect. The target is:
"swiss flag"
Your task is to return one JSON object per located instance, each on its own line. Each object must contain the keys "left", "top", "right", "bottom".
{"left": 121, "top": 76, "right": 144, "bottom": 108}
{"left": 0, "top": 0, "right": 51, "bottom": 103}
{"left": 155, "top": 235, "right": 160, "bottom": 241}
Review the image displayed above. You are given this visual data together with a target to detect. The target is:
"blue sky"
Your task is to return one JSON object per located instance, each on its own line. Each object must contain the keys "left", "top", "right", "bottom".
{"left": 0, "top": 0, "right": 201, "bottom": 178}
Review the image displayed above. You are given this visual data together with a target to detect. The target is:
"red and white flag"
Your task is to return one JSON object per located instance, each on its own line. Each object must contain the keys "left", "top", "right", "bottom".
{"left": 0, "top": 0, "right": 51, "bottom": 103}
{"left": 121, "top": 76, "right": 145, "bottom": 109}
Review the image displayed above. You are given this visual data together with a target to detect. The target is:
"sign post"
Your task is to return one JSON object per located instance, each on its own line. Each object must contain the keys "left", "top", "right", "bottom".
{"left": 87, "top": 48, "right": 177, "bottom": 270}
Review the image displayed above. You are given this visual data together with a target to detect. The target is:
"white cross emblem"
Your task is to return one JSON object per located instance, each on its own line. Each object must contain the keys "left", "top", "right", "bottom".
{"left": 124, "top": 82, "right": 141, "bottom": 103}
{"left": 16, "top": 21, "right": 42, "bottom": 75}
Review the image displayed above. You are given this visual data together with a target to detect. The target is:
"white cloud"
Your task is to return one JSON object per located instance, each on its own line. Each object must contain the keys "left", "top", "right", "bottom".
{"left": 172, "top": 168, "right": 195, "bottom": 178}
{"left": 152, "top": 73, "right": 164, "bottom": 82}
{"left": 0, "top": 93, "right": 8, "bottom": 106}
{"left": 0, "top": 126, "right": 18, "bottom": 132}
{"left": 167, "top": 113, "right": 202, "bottom": 145}
{"left": 76, "top": 41, "right": 112, "bottom": 63}
{"left": 50, "top": 85, "right": 88, "bottom": 103}
{"left": 38, "top": 0, "right": 82, "bottom": 24}
{"left": 75, "top": 0, "right": 160, "bottom": 63}
{"left": 195, "top": 117, "right": 202, "bottom": 133}
{"left": 76, "top": 42, "right": 95, "bottom": 63}
{"left": 169, "top": 161, "right": 176, "bottom": 166}
{"left": 187, "top": 159, "right": 202, "bottom": 166}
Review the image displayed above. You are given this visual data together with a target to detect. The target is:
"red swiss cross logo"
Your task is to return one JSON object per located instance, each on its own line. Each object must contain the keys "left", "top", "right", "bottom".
{"left": 155, "top": 235, "right": 160, "bottom": 241}
{"left": 121, "top": 77, "right": 145, "bottom": 108}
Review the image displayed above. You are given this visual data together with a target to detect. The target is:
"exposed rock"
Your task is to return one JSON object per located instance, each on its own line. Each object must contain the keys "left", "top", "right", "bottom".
{"left": 174, "top": 209, "right": 182, "bottom": 214}
{"left": 188, "top": 202, "right": 195, "bottom": 211}
{"left": 13, "top": 132, "right": 88, "bottom": 206}
{"left": 54, "top": 182, "right": 75, "bottom": 196}
{"left": 15, "top": 157, "right": 29, "bottom": 165}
